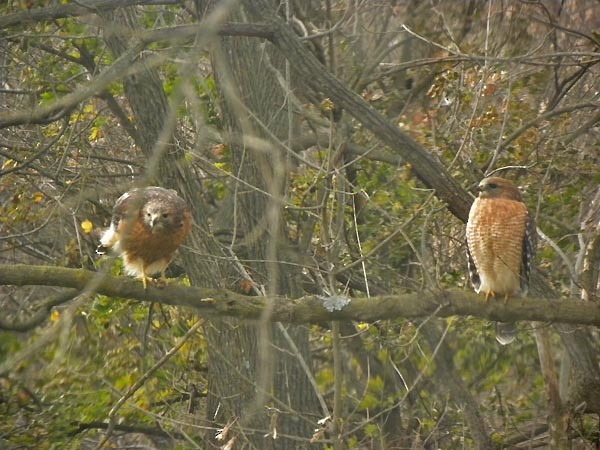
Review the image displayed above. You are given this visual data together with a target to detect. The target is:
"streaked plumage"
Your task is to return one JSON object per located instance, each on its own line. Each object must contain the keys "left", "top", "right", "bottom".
{"left": 466, "top": 177, "right": 536, "bottom": 344}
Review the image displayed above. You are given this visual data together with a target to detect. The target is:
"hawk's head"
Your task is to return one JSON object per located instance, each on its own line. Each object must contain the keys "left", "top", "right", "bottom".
{"left": 477, "top": 177, "right": 522, "bottom": 201}
{"left": 142, "top": 200, "right": 182, "bottom": 233}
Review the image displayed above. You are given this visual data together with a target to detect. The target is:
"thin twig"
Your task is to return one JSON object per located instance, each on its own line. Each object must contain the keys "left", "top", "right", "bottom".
{"left": 95, "top": 319, "right": 203, "bottom": 449}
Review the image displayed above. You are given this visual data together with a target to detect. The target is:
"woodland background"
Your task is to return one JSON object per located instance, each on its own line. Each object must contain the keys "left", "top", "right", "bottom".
{"left": 1, "top": 1, "right": 600, "bottom": 449}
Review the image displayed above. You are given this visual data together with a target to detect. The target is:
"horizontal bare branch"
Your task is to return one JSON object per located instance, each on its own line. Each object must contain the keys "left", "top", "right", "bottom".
{"left": 1, "top": 264, "right": 598, "bottom": 327}
{"left": 0, "top": 0, "right": 182, "bottom": 29}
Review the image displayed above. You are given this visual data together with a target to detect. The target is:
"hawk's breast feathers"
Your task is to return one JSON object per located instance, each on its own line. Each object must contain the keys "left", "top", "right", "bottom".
{"left": 466, "top": 197, "right": 531, "bottom": 296}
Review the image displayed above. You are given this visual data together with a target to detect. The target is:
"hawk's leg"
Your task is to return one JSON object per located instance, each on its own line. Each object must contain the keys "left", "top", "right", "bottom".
{"left": 484, "top": 290, "right": 496, "bottom": 303}
{"left": 144, "top": 269, "right": 169, "bottom": 289}
{"left": 140, "top": 265, "right": 170, "bottom": 289}
{"left": 141, "top": 277, "right": 167, "bottom": 289}
{"left": 140, "top": 266, "right": 153, "bottom": 290}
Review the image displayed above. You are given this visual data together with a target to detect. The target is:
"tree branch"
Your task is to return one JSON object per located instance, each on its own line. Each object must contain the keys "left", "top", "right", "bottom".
{"left": 0, "top": 0, "right": 182, "bottom": 29}
{"left": 0, "top": 41, "right": 145, "bottom": 129}
{"left": 70, "top": 420, "right": 179, "bottom": 439}
{"left": 1, "top": 264, "right": 599, "bottom": 327}
{"left": 0, "top": 289, "right": 79, "bottom": 332}
{"left": 256, "top": 16, "right": 473, "bottom": 221}
{"left": 0, "top": 23, "right": 258, "bottom": 130}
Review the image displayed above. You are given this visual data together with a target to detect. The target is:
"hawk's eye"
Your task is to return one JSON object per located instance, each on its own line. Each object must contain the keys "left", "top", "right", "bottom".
{"left": 146, "top": 212, "right": 152, "bottom": 218}
{"left": 162, "top": 213, "right": 169, "bottom": 219}
{"left": 487, "top": 183, "right": 498, "bottom": 189}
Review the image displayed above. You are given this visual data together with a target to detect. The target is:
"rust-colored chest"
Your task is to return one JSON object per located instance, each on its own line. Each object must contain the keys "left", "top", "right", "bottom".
{"left": 466, "top": 197, "right": 528, "bottom": 291}
{"left": 118, "top": 210, "right": 191, "bottom": 264}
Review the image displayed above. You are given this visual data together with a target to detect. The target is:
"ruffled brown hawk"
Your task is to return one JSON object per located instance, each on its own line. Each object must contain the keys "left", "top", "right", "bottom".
{"left": 97, "top": 187, "right": 192, "bottom": 289}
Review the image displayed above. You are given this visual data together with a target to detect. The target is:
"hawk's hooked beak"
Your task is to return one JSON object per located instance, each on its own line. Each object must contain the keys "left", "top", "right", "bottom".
{"left": 477, "top": 182, "right": 488, "bottom": 196}
{"left": 150, "top": 213, "right": 163, "bottom": 230}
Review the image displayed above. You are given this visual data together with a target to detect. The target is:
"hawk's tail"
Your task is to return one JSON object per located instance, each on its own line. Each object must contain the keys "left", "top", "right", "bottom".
{"left": 97, "top": 225, "right": 118, "bottom": 255}
{"left": 495, "top": 322, "right": 517, "bottom": 345}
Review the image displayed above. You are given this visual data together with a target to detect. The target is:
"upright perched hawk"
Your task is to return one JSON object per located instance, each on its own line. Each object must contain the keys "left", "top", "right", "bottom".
{"left": 97, "top": 187, "right": 192, "bottom": 289}
{"left": 466, "top": 177, "right": 536, "bottom": 345}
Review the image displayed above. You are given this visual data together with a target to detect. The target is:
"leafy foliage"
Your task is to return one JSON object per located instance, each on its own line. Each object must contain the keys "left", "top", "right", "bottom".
{"left": 1, "top": 0, "right": 600, "bottom": 449}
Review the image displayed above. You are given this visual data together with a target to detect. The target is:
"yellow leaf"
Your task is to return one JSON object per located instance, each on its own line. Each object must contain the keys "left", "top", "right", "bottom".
{"left": 81, "top": 219, "right": 93, "bottom": 234}
{"left": 135, "top": 393, "right": 149, "bottom": 410}
{"left": 33, "top": 192, "right": 44, "bottom": 203}
{"left": 89, "top": 128, "right": 102, "bottom": 141}
{"left": 321, "top": 98, "right": 335, "bottom": 112}
{"left": 115, "top": 374, "right": 133, "bottom": 390}
{"left": 2, "top": 159, "right": 16, "bottom": 170}
{"left": 50, "top": 310, "right": 60, "bottom": 323}
{"left": 214, "top": 162, "right": 230, "bottom": 173}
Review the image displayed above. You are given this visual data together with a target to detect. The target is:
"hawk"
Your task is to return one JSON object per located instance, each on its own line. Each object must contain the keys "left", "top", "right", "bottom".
{"left": 466, "top": 177, "right": 536, "bottom": 345}
{"left": 97, "top": 187, "right": 192, "bottom": 289}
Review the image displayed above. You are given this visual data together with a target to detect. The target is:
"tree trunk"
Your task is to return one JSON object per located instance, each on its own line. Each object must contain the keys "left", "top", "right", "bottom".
{"left": 202, "top": 1, "right": 320, "bottom": 448}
